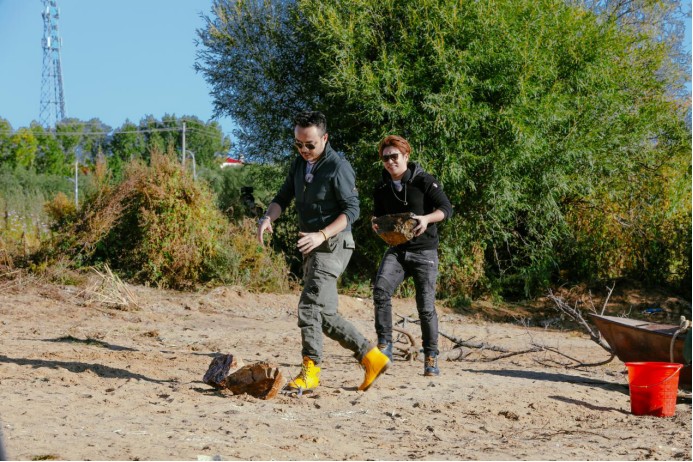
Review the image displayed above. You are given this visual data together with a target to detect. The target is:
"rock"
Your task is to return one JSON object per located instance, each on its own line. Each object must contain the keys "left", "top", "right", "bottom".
{"left": 203, "top": 354, "right": 244, "bottom": 388}
{"left": 224, "top": 362, "right": 285, "bottom": 400}
{"left": 372, "top": 213, "right": 419, "bottom": 246}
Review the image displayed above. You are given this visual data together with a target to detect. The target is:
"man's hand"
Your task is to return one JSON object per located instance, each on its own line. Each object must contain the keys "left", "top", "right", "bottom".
{"left": 297, "top": 231, "right": 326, "bottom": 254}
{"left": 411, "top": 215, "right": 429, "bottom": 236}
{"left": 257, "top": 217, "right": 273, "bottom": 246}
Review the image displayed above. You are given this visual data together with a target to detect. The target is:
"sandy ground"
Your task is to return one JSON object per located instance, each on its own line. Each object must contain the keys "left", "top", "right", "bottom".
{"left": 0, "top": 275, "right": 690, "bottom": 461}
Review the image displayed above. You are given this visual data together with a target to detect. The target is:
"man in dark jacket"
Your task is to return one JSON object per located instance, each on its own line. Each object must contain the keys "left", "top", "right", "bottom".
{"left": 371, "top": 135, "right": 453, "bottom": 376}
{"left": 257, "top": 111, "right": 390, "bottom": 393}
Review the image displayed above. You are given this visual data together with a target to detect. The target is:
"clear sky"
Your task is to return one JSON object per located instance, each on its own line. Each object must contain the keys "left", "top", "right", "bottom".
{"left": 0, "top": 0, "right": 690, "bottom": 140}
{"left": 0, "top": 0, "right": 238, "bottom": 136}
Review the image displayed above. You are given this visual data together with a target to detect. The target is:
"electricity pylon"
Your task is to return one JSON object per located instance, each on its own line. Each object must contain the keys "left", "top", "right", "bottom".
{"left": 39, "top": 0, "right": 67, "bottom": 128}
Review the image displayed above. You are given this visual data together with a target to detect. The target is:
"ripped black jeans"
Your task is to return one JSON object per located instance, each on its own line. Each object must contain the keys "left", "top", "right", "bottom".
{"left": 372, "top": 247, "right": 439, "bottom": 357}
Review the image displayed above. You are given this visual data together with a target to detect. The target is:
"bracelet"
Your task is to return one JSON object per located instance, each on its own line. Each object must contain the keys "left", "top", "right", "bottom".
{"left": 319, "top": 229, "right": 329, "bottom": 241}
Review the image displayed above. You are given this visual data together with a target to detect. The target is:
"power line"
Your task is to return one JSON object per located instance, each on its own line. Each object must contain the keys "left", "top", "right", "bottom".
{"left": 0, "top": 126, "right": 229, "bottom": 137}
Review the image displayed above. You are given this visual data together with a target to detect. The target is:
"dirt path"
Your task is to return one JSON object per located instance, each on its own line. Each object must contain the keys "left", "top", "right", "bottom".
{"left": 0, "top": 279, "right": 690, "bottom": 460}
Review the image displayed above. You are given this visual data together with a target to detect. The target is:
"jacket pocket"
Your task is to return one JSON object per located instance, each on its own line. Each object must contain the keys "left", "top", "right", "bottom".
{"left": 315, "top": 232, "right": 339, "bottom": 253}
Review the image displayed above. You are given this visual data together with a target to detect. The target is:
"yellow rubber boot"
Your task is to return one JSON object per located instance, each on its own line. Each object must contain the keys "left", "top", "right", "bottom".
{"left": 358, "top": 346, "right": 390, "bottom": 391}
{"left": 287, "top": 356, "right": 320, "bottom": 391}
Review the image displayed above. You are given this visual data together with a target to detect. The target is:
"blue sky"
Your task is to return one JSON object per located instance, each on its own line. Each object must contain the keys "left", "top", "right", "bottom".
{"left": 0, "top": 0, "right": 691, "bottom": 140}
{"left": 0, "top": 0, "right": 238, "bottom": 136}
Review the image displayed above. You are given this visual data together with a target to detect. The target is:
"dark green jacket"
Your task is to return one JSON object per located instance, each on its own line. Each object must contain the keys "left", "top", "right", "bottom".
{"left": 272, "top": 143, "right": 360, "bottom": 232}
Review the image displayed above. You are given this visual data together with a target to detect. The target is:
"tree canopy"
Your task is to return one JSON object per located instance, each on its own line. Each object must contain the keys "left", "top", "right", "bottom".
{"left": 196, "top": 0, "right": 691, "bottom": 297}
{"left": 0, "top": 115, "right": 232, "bottom": 176}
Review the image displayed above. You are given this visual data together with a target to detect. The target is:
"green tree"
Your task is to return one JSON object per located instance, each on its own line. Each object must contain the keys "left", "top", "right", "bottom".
{"left": 0, "top": 118, "right": 14, "bottom": 165}
{"left": 181, "top": 117, "right": 230, "bottom": 169}
{"left": 79, "top": 118, "right": 112, "bottom": 166}
{"left": 110, "top": 120, "right": 146, "bottom": 177}
{"left": 196, "top": 0, "right": 315, "bottom": 160}
{"left": 9, "top": 128, "right": 39, "bottom": 169}
{"left": 54, "top": 118, "right": 101, "bottom": 170}
{"left": 197, "top": 0, "right": 690, "bottom": 297}
{"left": 139, "top": 115, "right": 168, "bottom": 159}
{"left": 31, "top": 123, "right": 70, "bottom": 175}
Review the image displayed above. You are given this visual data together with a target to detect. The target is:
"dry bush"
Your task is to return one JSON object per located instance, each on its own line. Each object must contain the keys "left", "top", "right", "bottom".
{"left": 40, "top": 149, "right": 291, "bottom": 291}
{"left": 225, "top": 218, "right": 293, "bottom": 293}
{"left": 44, "top": 192, "right": 76, "bottom": 231}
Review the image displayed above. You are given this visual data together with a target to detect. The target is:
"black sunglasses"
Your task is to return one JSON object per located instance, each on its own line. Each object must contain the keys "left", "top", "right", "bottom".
{"left": 295, "top": 140, "right": 317, "bottom": 150}
{"left": 382, "top": 153, "right": 400, "bottom": 163}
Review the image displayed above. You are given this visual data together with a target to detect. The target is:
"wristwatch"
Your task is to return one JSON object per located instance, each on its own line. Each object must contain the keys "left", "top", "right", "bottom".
{"left": 258, "top": 215, "right": 271, "bottom": 225}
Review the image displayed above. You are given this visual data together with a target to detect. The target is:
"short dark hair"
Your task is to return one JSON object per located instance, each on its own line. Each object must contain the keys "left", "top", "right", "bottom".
{"left": 293, "top": 111, "right": 327, "bottom": 135}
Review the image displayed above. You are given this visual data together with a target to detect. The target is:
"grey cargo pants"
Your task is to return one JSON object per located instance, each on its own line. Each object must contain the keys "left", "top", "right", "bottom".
{"left": 298, "top": 231, "right": 371, "bottom": 364}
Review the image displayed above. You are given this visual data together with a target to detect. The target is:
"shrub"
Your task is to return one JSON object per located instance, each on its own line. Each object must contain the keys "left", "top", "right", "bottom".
{"left": 40, "top": 149, "right": 291, "bottom": 291}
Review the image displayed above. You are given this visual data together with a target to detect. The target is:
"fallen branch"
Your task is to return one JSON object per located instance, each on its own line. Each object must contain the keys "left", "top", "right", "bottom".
{"left": 547, "top": 286, "right": 614, "bottom": 354}
{"left": 396, "top": 314, "right": 511, "bottom": 353}
{"left": 483, "top": 346, "right": 544, "bottom": 361}
{"left": 396, "top": 298, "right": 618, "bottom": 368}
{"left": 535, "top": 344, "right": 615, "bottom": 368}
{"left": 392, "top": 326, "right": 419, "bottom": 362}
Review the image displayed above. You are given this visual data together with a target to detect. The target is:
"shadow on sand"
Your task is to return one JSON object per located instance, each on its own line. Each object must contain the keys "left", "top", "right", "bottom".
{"left": 0, "top": 354, "right": 172, "bottom": 384}
{"left": 469, "top": 368, "right": 628, "bottom": 393}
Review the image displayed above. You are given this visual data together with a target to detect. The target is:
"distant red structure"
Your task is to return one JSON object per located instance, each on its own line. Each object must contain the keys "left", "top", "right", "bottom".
{"left": 221, "top": 156, "right": 244, "bottom": 169}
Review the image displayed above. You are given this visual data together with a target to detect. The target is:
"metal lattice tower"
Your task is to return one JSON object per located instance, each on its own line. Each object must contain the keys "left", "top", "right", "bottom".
{"left": 40, "top": 0, "right": 66, "bottom": 128}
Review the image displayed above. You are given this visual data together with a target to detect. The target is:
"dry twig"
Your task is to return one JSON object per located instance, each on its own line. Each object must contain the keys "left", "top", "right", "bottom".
{"left": 547, "top": 286, "right": 614, "bottom": 354}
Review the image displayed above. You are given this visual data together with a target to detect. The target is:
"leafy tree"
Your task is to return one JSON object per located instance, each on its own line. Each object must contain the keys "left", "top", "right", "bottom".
{"left": 135, "top": 114, "right": 230, "bottom": 169}
{"left": 196, "top": 0, "right": 315, "bottom": 161}
{"left": 181, "top": 117, "right": 230, "bottom": 169}
{"left": 56, "top": 118, "right": 110, "bottom": 168}
{"left": 0, "top": 121, "right": 39, "bottom": 170}
{"left": 110, "top": 120, "right": 147, "bottom": 178}
{"left": 197, "top": 0, "right": 691, "bottom": 298}
{"left": 79, "top": 118, "right": 112, "bottom": 165}
{"left": 8, "top": 128, "right": 39, "bottom": 169}
{"left": 31, "top": 123, "right": 70, "bottom": 175}
{"left": 579, "top": 0, "right": 690, "bottom": 95}
{"left": 0, "top": 118, "right": 14, "bottom": 166}
{"left": 139, "top": 115, "right": 168, "bottom": 159}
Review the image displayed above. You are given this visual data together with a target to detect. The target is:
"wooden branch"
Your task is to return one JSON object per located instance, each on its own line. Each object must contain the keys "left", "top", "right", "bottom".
{"left": 547, "top": 290, "right": 613, "bottom": 353}
{"left": 600, "top": 283, "right": 615, "bottom": 316}
{"left": 481, "top": 347, "right": 544, "bottom": 361}
{"left": 396, "top": 300, "right": 617, "bottom": 368}
{"left": 539, "top": 344, "right": 616, "bottom": 368}
{"left": 396, "top": 313, "right": 510, "bottom": 353}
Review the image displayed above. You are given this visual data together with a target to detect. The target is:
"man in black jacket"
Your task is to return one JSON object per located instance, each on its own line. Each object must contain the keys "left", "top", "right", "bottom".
{"left": 257, "top": 111, "right": 390, "bottom": 393}
{"left": 371, "top": 135, "right": 453, "bottom": 376}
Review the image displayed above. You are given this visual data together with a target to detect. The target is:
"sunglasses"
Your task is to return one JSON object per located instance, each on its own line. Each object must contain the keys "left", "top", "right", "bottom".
{"left": 295, "top": 140, "right": 317, "bottom": 150}
{"left": 382, "top": 153, "right": 401, "bottom": 163}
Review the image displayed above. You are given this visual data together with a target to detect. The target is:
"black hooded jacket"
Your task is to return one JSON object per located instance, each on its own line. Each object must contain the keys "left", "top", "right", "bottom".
{"left": 373, "top": 162, "right": 453, "bottom": 251}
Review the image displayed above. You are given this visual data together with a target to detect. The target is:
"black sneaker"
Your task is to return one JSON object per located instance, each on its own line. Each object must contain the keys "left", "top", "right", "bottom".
{"left": 378, "top": 342, "right": 393, "bottom": 362}
{"left": 424, "top": 354, "right": 439, "bottom": 376}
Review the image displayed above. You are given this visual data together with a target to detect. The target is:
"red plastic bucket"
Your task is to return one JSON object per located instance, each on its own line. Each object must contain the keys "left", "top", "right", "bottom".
{"left": 625, "top": 362, "right": 683, "bottom": 417}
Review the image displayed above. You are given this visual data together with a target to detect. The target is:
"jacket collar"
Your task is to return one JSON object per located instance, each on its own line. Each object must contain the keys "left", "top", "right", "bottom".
{"left": 380, "top": 161, "right": 421, "bottom": 184}
{"left": 300, "top": 142, "right": 334, "bottom": 169}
